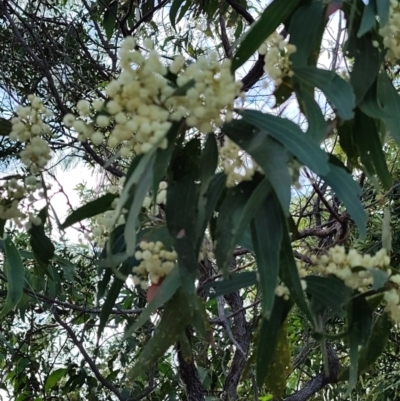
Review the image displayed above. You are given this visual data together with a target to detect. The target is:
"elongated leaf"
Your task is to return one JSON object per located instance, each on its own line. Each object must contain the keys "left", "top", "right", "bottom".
{"left": 103, "top": 2, "right": 117, "bottom": 40}
{"left": 320, "top": 157, "right": 367, "bottom": 237}
{"left": 116, "top": 149, "right": 156, "bottom": 256}
{"left": 256, "top": 297, "right": 293, "bottom": 386}
{"left": 28, "top": 208, "right": 55, "bottom": 266}
{"left": 124, "top": 267, "right": 181, "bottom": 337}
{"left": 61, "top": 193, "right": 118, "bottom": 229}
{"left": 298, "top": 88, "right": 327, "bottom": 143}
{"left": 354, "top": 108, "right": 392, "bottom": 189}
{"left": 377, "top": 71, "right": 400, "bottom": 145}
{"left": 264, "top": 321, "right": 292, "bottom": 399}
{"left": 124, "top": 164, "right": 153, "bottom": 256}
{"left": 348, "top": 33, "right": 382, "bottom": 105}
{"left": 232, "top": 0, "right": 301, "bottom": 71}
{"left": 128, "top": 289, "right": 192, "bottom": 380}
{"left": 279, "top": 228, "right": 313, "bottom": 323}
{"left": 358, "top": 0, "right": 377, "bottom": 37}
{"left": 166, "top": 139, "right": 201, "bottom": 281}
{"left": 288, "top": 1, "right": 324, "bottom": 67}
{"left": 152, "top": 121, "right": 182, "bottom": 196}
{"left": 367, "top": 267, "right": 388, "bottom": 290}
{"left": 206, "top": 272, "right": 257, "bottom": 299}
{"left": 196, "top": 135, "right": 219, "bottom": 252}
{"left": 305, "top": 275, "right": 351, "bottom": 317}
{"left": 251, "top": 191, "right": 283, "bottom": 317}
{"left": 223, "top": 119, "right": 291, "bottom": 212}
{"left": 346, "top": 296, "right": 373, "bottom": 395}
{"left": 170, "top": 0, "right": 187, "bottom": 29}
{"left": 337, "top": 120, "right": 359, "bottom": 167}
{"left": 197, "top": 173, "right": 225, "bottom": 254}
{"left": 339, "top": 312, "right": 392, "bottom": 382}
{"left": 238, "top": 110, "right": 329, "bottom": 176}
{"left": 0, "top": 237, "right": 25, "bottom": 318}
{"left": 215, "top": 178, "right": 271, "bottom": 276}
{"left": 293, "top": 66, "right": 355, "bottom": 120}
{"left": 45, "top": 368, "right": 67, "bottom": 392}
{"left": 377, "top": 0, "right": 390, "bottom": 27}
{"left": 98, "top": 261, "right": 132, "bottom": 340}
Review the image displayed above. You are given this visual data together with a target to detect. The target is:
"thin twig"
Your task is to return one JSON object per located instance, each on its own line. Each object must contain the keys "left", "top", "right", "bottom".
{"left": 52, "top": 308, "right": 124, "bottom": 401}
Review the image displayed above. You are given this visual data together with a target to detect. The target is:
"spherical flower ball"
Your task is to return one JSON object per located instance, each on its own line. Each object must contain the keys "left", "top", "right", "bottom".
{"left": 63, "top": 113, "right": 76, "bottom": 127}
{"left": 96, "top": 115, "right": 110, "bottom": 127}
{"left": 91, "top": 132, "right": 104, "bottom": 145}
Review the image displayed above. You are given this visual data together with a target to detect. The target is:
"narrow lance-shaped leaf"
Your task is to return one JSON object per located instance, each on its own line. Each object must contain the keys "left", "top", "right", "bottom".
{"left": 348, "top": 32, "right": 382, "bottom": 105}
{"left": 28, "top": 207, "right": 55, "bottom": 266}
{"left": 288, "top": 1, "right": 324, "bottom": 67}
{"left": 124, "top": 164, "right": 153, "bottom": 256}
{"left": 222, "top": 118, "right": 291, "bottom": 213}
{"left": 170, "top": 0, "right": 187, "bottom": 29}
{"left": 297, "top": 88, "right": 327, "bottom": 143}
{"left": 98, "top": 261, "right": 132, "bottom": 341}
{"left": 166, "top": 139, "right": 201, "bottom": 284}
{"left": 61, "top": 193, "right": 118, "bottom": 229}
{"left": 196, "top": 134, "right": 219, "bottom": 252}
{"left": 305, "top": 275, "right": 351, "bottom": 318}
{"left": 279, "top": 227, "right": 314, "bottom": 323}
{"left": 377, "top": 0, "right": 390, "bottom": 27}
{"left": 354, "top": 108, "right": 392, "bottom": 190}
{"left": 376, "top": 71, "right": 400, "bottom": 146}
{"left": 264, "top": 321, "right": 292, "bottom": 399}
{"left": 205, "top": 272, "right": 257, "bottom": 299}
{"left": 238, "top": 110, "right": 329, "bottom": 176}
{"left": 0, "top": 236, "right": 25, "bottom": 318}
{"left": 293, "top": 66, "right": 355, "bottom": 120}
{"left": 358, "top": 0, "right": 377, "bottom": 37}
{"left": 45, "top": 368, "right": 68, "bottom": 392}
{"left": 128, "top": 289, "right": 192, "bottom": 380}
{"left": 346, "top": 296, "right": 373, "bottom": 395}
{"left": 231, "top": 0, "right": 302, "bottom": 71}
{"left": 320, "top": 156, "right": 367, "bottom": 237}
{"left": 214, "top": 178, "right": 271, "bottom": 276}
{"left": 251, "top": 191, "right": 283, "bottom": 318}
{"left": 123, "top": 267, "right": 181, "bottom": 338}
{"left": 256, "top": 297, "right": 293, "bottom": 386}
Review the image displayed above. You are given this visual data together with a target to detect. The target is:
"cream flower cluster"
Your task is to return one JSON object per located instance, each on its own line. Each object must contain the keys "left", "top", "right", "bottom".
{"left": 258, "top": 32, "right": 296, "bottom": 87}
{"left": 0, "top": 176, "right": 45, "bottom": 228}
{"left": 275, "top": 284, "right": 290, "bottom": 300}
{"left": 378, "top": 0, "right": 400, "bottom": 60}
{"left": 219, "top": 138, "right": 256, "bottom": 187}
{"left": 310, "top": 246, "right": 390, "bottom": 292}
{"left": 165, "top": 53, "right": 241, "bottom": 133}
{"left": 87, "top": 178, "right": 126, "bottom": 246}
{"left": 132, "top": 241, "right": 177, "bottom": 288}
{"left": 384, "top": 272, "right": 400, "bottom": 322}
{"left": 89, "top": 179, "right": 167, "bottom": 246}
{"left": 142, "top": 181, "right": 167, "bottom": 212}
{"left": 9, "top": 96, "right": 52, "bottom": 173}
{"left": 64, "top": 37, "right": 241, "bottom": 154}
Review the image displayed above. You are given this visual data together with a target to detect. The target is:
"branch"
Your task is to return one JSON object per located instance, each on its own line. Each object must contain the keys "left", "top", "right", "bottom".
{"left": 52, "top": 308, "right": 124, "bottom": 401}
{"left": 285, "top": 343, "right": 339, "bottom": 401}
{"left": 0, "top": 272, "right": 141, "bottom": 315}
{"left": 128, "top": 0, "right": 170, "bottom": 35}
{"left": 177, "top": 330, "right": 205, "bottom": 401}
{"left": 225, "top": 0, "right": 254, "bottom": 24}
{"left": 220, "top": 15, "right": 232, "bottom": 58}
{"left": 81, "top": 141, "right": 124, "bottom": 178}
{"left": 222, "top": 291, "right": 251, "bottom": 401}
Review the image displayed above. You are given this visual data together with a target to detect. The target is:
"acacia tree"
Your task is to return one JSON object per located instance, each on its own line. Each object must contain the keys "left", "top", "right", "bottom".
{"left": 1, "top": 0, "right": 400, "bottom": 400}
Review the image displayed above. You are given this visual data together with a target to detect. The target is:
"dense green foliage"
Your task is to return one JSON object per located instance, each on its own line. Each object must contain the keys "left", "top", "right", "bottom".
{"left": 2, "top": 0, "right": 400, "bottom": 400}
